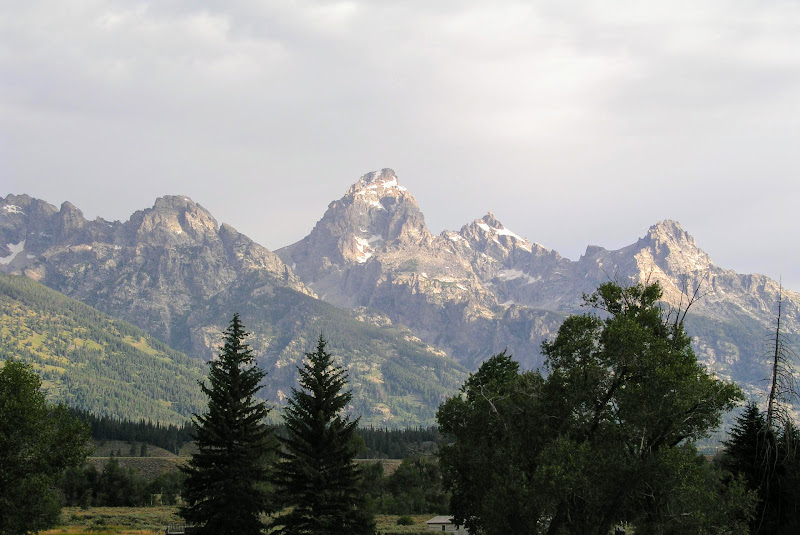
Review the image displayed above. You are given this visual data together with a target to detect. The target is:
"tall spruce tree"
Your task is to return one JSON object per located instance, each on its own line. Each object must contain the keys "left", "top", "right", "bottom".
{"left": 180, "top": 314, "right": 274, "bottom": 535}
{"left": 271, "top": 335, "right": 375, "bottom": 535}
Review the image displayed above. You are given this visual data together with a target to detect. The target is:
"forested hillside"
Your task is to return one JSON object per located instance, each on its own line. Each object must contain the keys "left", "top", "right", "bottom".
{"left": 0, "top": 273, "right": 206, "bottom": 424}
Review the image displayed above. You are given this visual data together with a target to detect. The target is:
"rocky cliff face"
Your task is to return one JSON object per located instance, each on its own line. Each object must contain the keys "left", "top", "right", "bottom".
{"left": 0, "top": 193, "right": 468, "bottom": 426}
{"left": 278, "top": 170, "right": 800, "bottom": 397}
{"left": 1, "top": 194, "right": 310, "bottom": 349}
{"left": 278, "top": 171, "right": 563, "bottom": 368}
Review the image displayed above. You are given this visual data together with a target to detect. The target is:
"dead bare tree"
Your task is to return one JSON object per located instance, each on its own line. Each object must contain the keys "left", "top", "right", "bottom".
{"left": 765, "top": 282, "right": 798, "bottom": 431}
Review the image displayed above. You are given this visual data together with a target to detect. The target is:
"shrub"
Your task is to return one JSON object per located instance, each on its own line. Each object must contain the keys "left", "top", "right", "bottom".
{"left": 396, "top": 515, "right": 414, "bottom": 526}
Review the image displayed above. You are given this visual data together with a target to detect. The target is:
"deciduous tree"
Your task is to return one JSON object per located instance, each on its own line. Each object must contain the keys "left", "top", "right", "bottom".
{"left": 438, "top": 282, "right": 751, "bottom": 535}
{"left": 0, "top": 360, "right": 90, "bottom": 535}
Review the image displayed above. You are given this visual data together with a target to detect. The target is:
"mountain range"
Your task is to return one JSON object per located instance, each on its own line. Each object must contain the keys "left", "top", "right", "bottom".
{"left": 2, "top": 168, "right": 798, "bottom": 424}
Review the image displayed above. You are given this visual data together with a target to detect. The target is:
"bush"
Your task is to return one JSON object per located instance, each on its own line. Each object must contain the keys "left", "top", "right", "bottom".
{"left": 396, "top": 515, "right": 414, "bottom": 525}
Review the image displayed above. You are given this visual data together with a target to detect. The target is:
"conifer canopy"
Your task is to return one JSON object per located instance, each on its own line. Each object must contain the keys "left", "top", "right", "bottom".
{"left": 180, "top": 314, "right": 274, "bottom": 535}
{"left": 272, "top": 335, "right": 375, "bottom": 535}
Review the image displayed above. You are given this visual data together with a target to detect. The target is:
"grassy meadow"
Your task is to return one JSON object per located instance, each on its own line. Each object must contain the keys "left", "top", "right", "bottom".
{"left": 40, "top": 507, "right": 435, "bottom": 534}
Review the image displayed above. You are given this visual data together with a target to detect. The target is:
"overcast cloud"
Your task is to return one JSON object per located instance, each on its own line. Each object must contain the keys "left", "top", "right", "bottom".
{"left": 2, "top": 1, "right": 798, "bottom": 290}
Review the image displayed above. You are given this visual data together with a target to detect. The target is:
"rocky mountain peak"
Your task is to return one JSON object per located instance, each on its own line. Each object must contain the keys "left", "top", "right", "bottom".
{"left": 343, "top": 168, "right": 415, "bottom": 216}
{"left": 292, "top": 169, "right": 431, "bottom": 263}
{"left": 152, "top": 195, "right": 200, "bottom": 211}
{"left": 348, "top": 168, "right": 404, "bottom": 195}
{"left": 130, "top": 195, "right": 219, "bottom": 245}
{"left": 56, "top": 201, "right": 87, "bottom": 240}
{"left": 636, "top": 219, "right": 713, "bottom": 275}
{"left": 458, "top": 212, "right": 533, "bottom": 255}
{"left": 646, "top": 220, "right": 692, "bottom": 245}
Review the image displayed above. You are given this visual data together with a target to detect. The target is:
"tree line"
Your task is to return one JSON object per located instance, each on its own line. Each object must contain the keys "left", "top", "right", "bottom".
{"left": 67, "top": 408, "right": 194, "bottom": 454}
{"left": 65, "top": 407, "right": 438, "bottom": 459}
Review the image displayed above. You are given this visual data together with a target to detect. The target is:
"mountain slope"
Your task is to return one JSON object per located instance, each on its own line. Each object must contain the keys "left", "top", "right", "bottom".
{"left": 0, "top": 272, "right": 206, "bottom": 424}
{"left": 278, "top": 170, "right": 566, "bottom": 368}
{"left": 0, "top": 193, "right": 468, "bottom": 426}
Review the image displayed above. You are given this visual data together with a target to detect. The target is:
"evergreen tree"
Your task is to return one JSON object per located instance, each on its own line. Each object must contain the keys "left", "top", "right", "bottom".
{"left": 272, "top": 336, "right": 375, "bottom": 535}
{"left": 722, "top": 403, "right": 800, "bottom": 534}
{"left": 180, "top": 314, "right": 274, "bottom": 535}
{"left": 722, "top": 402, "right": 771, "bottom": 493}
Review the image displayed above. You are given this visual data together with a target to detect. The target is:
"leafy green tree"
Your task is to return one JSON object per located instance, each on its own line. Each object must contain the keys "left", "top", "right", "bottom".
{"left": 437, "top": 352, "right": 546, "bottom": 534}
{"left": 0, "top": 360, "right": 90, "bottom": 535}
{"left": 271, "top": 336, "right": 375, "bottom": 535}
{"left": 438, "top": 282, "right": 750, "bottom": 535}
{"left": 180, "top": 314, "right": 274, "bottom": 535}
{"left": 94, "top": 456, "right": 148, "bottom": 506}
{"left": 385, "top": 455, "right": 448, "bottom": 514}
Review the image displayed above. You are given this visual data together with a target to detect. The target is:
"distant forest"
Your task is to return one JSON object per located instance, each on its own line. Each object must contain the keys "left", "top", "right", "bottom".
{"left": 72, "top": 408, "right": 439, "bottom": 459}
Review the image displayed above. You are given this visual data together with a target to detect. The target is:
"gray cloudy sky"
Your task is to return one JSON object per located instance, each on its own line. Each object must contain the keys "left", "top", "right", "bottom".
{"left": 2, "top": 1, "right": 799, "bottom": 290}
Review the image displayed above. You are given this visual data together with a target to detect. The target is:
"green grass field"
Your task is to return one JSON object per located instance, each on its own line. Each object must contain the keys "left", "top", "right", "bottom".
{"left": 40, "top": 507, "right": 434, "bottom": 534}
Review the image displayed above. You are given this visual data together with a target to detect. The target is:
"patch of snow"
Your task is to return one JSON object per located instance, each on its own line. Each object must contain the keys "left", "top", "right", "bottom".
{"left": 2, "top": 205, "right": 25, "bottom": 215}
{"left": 493, "top": 226, "right": 524, "bottom": 241}
{"left": 496, "top": 269, "right": 541, "bottom": 284}
{"left": 291, "top": 262, "right": 296, "bottom": 269}
{"left": 475, "top": 220, "right": 529, "bottom": 248}
{"left": 457, "top": 284, "right": 467, "bottom": 290}
{"left": 421, "top": 272, "right": 428, "bottom": 278}
{"left": 26, "top": 254, "right": 36, "bottom": 259}
{"left": 174, "top": 228, "right": 183, "bottom": 235}
{"left": 354, "top": 236, "right": 373, "bottom": 263}
{"left": 501, "top": 300, "right": 517, "bottom": 306}
{"left": 113, "top": 245, "right": 121, "bottom": 250}
{"left": 367, "top": 199, "right": 385, "bottom": 210}
{"left": 0, "top": 240, "right": 25, "bottom": 265}
{"left": 367, "top": 234, "right": 383, "bottom": 243}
